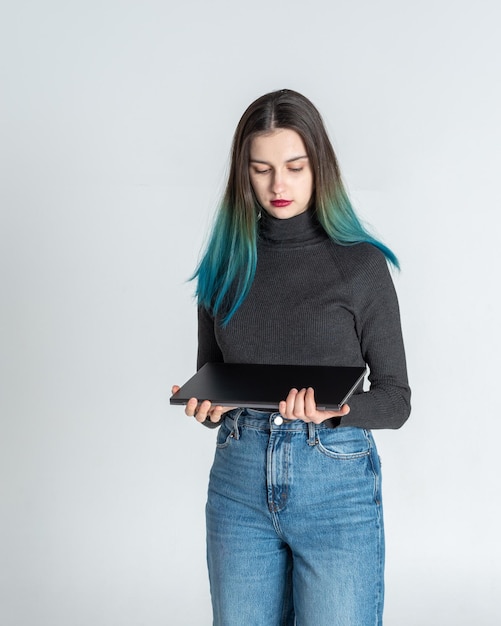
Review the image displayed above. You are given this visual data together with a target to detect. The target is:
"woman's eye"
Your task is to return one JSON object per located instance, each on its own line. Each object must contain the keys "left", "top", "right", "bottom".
{"left": 289, "top": 167, "right": 303, "bottom": 173}
{"left": 255, "top": 169, "right": 271, "bottom": 175}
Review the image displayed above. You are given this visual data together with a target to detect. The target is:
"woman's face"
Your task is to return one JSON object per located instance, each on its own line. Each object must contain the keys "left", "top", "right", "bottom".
{"left": 248, "top": 128, "right": 314, "bottom": 220}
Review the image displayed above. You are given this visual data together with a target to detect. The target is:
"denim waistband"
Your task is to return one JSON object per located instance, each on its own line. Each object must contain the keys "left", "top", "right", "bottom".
{"left": 223, "top": 407, "right": 340, "bottom": 434}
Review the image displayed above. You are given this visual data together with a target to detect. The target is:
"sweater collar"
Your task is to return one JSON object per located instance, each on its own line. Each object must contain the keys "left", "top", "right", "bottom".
{"left": 258, "top": 208, "right": 327, "bottom": 245}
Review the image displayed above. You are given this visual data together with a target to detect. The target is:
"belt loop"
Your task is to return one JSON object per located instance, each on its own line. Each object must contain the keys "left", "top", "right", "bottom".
{"left": 307, "top": 422, "right": 317, "bottom": 446}
{"left": 232, "top": 408, "right": 244, "bottom": 440}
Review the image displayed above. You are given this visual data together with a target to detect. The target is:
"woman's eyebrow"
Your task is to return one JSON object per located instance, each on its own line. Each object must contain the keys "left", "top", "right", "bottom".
{"left": 249, "top": 155, "right": 309, "bottom": 165}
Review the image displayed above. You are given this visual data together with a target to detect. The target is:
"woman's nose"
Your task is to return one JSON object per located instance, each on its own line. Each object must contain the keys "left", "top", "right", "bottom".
{"left": 271, "top": 172, "right": 285, "bottom": 194}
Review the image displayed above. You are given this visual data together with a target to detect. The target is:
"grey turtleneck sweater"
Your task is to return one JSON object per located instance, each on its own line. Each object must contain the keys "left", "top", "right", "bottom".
{"left": 197, "top": 209, "right": 411, "bottom": 430}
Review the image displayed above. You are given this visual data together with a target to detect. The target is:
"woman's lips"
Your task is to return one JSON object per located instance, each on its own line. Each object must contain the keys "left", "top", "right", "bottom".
{"left": 270, "top": 200, "right": 292, "bottom": 207}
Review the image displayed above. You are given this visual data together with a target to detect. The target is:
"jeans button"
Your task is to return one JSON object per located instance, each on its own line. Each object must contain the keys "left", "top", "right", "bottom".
{"left": 273, "top": 415, "right": 284, "bottom": 426}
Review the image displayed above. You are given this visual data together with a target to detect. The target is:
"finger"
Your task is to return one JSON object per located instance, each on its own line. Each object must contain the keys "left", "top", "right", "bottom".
{"left": 284, "top": 388, "right": 299, "bottom": 419}
{"left": 293, "top": 388, "right": 307, "bottom": 419}
{"left": 171, "top": 385, "right": 180, "bottom": 395}
{"left": 325, "top": 403, "right": 350, "bottom": 418}
{"left": 185, "top": 397, "right": 198, "bottom": 417}
{"left": 313, "top": 402, "right": 351, "bottom": 424}
{"left": 304, "top": 387, "right": 317, "bottom": 418}
{"left": 194, "top": 399, "right": 212, "bottom": 423}
{"left": 339, "top": 403, "right": 350, "bottom": 416}
{"left": 208, "top": 406, "right": 225, "bottom": 423}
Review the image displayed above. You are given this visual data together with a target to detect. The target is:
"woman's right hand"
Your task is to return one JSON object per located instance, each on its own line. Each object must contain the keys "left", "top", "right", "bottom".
{"left": 171, "top": 386, "right": 233, "bottom": 424}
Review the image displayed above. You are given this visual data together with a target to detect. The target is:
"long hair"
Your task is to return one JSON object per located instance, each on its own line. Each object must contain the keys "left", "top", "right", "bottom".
{"left": 193, "top": 89, "right": 398, "bottom": 326}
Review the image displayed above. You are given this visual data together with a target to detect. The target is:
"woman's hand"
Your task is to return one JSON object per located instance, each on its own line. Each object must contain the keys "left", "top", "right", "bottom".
{"left": 279, "top": 387, "right": 350, "bottom": 424}
{"left": 171, "top": 386, "right": 234, "bottom": 424}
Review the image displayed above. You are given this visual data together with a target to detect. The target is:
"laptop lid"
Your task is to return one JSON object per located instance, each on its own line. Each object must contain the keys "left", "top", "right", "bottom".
{"left": 170, "top": 363, "right": 367, "bottom": 411}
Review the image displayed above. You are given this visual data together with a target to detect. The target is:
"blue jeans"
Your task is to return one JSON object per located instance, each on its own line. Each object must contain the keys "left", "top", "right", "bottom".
{"left": 206, "top": 409, "right": 384, "bottom": 626}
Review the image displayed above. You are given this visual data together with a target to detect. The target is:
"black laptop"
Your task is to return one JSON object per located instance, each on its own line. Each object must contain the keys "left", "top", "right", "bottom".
{"left": 170, "top": 363, "right": 366, "bottom": 411}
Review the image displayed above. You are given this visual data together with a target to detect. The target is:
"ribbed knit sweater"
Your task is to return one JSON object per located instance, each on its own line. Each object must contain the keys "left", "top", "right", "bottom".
{"left": 197, "top": 209, "right": 411, "bottom": 430}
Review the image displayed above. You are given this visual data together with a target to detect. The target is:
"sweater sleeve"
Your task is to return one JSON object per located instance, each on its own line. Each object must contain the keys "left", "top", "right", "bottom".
{"left": 196, "top": 306, "right": 226, "bottom": 429}
{"left": 197, "top": 306, "right": 223, "bottom": 370}
{"left": 339, "top": 249, "right": 411, "bottom": 430}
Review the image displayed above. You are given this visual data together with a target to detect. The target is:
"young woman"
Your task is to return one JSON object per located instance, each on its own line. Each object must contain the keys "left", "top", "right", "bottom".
{"left": 173, "top": 89, "right": 411, "bottom": 625}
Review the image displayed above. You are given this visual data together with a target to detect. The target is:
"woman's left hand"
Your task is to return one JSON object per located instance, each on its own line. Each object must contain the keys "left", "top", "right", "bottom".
{"left": 279, "top": 387, "right": 350, "bottom": 424}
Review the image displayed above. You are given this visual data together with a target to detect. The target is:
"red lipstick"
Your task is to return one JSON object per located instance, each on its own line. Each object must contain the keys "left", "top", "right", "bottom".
{"left": 270, "top": 200, "right": 292, "bottom": 207}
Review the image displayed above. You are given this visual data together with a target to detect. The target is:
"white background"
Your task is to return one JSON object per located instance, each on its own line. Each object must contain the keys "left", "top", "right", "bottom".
{"left": 1, "top": 1, "right": 500, "bottom": 624}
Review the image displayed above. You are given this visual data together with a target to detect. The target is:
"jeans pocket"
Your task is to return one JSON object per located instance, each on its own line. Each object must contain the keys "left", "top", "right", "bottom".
{"left": 315, "top": 426, "right": 371, "bottom": 460}
{"left": 215, "top": 420, "right": 234, "bottom": 449}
